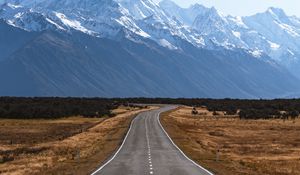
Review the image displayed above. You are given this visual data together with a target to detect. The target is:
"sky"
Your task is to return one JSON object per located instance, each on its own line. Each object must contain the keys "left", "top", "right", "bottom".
{"left": 0, "top": 0, "right": 299, "bottom": 17}
{"left": 154, "top": 0, "right": 300, "bottom": 17}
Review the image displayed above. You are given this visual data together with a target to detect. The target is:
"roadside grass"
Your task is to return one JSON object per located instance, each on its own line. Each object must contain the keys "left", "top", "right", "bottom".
{"left": 0, "top": 106, "right": 155, "bottom": 175}
{"left": 161, "top": 106, "right": 300, "bottom": 175}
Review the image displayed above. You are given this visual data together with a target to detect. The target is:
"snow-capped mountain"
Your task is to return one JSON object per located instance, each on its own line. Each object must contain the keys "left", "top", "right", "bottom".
{"left": 160, "top": 0, "right": 300, "bottom": 77}
{"left": 191, "top": 7, "right": 275, "bottom": 57}
{"left": 0, "top": 0, "right": 208, "bottom": 49}
{"left": 117, "top": 0, "right": 169, "bottom": 21}
{"left": 0, "top": 3, "right": 62, "bottom": 31}
{"left": 243, "top": 8, "right": 300, "bottom": 75}
{"left": 0, "top": 0, "right": 300, "bottom": 98}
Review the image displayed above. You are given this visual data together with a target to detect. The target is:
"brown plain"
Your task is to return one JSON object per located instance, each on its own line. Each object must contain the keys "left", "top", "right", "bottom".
{"left": 0, "top": 106, "right": 156, "bottom": 175}
{"left": 161, "top": 106, "right": 300, "bottom": 175}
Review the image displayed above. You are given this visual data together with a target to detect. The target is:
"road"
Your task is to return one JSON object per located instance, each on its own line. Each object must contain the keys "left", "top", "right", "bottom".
{"left": 91, "top": 106, "right": 213, "bottom": 175}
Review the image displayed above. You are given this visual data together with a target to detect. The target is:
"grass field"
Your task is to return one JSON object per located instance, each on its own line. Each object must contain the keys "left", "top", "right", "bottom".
{"left": 161, "top": 106, "right": 300, "bottom": 175}
{"left": 0, "top": 106, "right": 154, "bottom": 175}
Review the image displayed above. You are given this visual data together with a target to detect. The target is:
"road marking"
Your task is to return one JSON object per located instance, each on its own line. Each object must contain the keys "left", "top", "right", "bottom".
{"left": 157, "top": 108, "right": 214, "bottom": 175}
{"left": 91, "top": 107, "right": 212, "bottom": 175}
{"left": 90, "top": 114, "right": 140, "bottom": 175}
{"left": 145, "top": 116, "right": 154, "bottom": 175}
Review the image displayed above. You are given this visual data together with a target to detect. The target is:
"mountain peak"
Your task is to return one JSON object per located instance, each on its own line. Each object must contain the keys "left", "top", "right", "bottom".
{"left": 118, "top": 0, "right": 169, "bottom": 21}
{"left": 266, "top": 7, "right": 286, "bottom": 18}
{"left": 192, "top": 6, "right": 228, "bottom": 34}
{"left": 203, "top": 6, "right": 226, "bottom": 21}
{"left": 159, "top": 0, "right": 179, "bottom": 10}
{"left": 188, "top": 3, "right": 207, "bottom": 12}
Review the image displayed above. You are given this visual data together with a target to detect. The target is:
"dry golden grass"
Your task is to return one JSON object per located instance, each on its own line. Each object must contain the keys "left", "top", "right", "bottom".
{"left": 0, "top": 117, "right": 102, "bottom": 146}
{"left": 111, "top": 105, "right": 144, "bottom": 115}
{"left": 161, "top": 106, "right": 300, "bottom": 175}
{"left": 0, "top": 106, "right": 156, "bottom": 175}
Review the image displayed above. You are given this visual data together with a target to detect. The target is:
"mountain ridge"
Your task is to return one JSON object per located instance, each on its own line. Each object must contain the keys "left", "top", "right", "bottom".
{"left": 160, "top": 0, "right": 300, "bottom": 78}
{"left": 0, "top": 0, "right": 300, "bottom": 98}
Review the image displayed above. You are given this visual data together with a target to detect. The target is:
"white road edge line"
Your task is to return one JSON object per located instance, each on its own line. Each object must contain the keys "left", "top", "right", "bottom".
{"left": 90, "top": 114, "right": 139, "bottom": 175}
{"left": 157, "top": 108, "right": 214, "bottom": 175}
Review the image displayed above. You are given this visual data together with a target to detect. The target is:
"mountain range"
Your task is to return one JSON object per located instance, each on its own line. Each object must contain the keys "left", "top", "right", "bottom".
{"left": 0, "top": 0, "right": 299, "bottom": 98}
{"left": 160, "top": 0, "right": 300, "bottom": 77}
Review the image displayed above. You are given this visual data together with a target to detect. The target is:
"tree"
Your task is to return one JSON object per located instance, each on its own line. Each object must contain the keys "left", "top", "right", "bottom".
{"left": 289, "top": 110, "right": 299, "bottom": 120}
{"left": 191, "top": 107, "right": 198, "bottom": 115}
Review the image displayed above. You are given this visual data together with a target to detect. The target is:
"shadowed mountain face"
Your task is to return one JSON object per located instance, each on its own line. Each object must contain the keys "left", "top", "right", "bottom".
{"left": 0, "top": 20, "right": 299, "bottom": 98}
{"left": 0, "top": 20, "right": 38, "bottom": 61}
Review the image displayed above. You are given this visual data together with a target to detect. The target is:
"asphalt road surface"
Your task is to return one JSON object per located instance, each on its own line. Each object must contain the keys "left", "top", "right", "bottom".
{"left": 91, "top": 106, "right": 213, "bottom": 175}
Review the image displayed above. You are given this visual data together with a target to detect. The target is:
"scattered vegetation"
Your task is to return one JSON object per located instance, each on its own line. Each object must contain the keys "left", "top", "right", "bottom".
{"left": 0, "top": 97, "right": 299, "bottom": 120}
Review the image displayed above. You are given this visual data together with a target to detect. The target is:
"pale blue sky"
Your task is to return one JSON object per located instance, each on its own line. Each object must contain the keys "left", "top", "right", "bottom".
{"left": 0, "top": 0, "right": 299, "bottom": 17}
{"left": 154, "top": 0, "right": 300, "bottom": 17}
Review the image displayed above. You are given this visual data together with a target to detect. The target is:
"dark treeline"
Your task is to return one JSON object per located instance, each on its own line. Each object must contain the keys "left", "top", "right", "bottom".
{"left": 0, "top": 97, "right": 120, "bottom": 119}
{"left": 1, "top": 97, "right": 300, "bottom": 120}
{"left": 120, "top": 98, "right": 300, "bottom": 120}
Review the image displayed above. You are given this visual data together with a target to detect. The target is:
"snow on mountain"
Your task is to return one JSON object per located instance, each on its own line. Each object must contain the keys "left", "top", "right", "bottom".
{"left": 1, "top": 0, "right": 300, "bottom": 75}
{"left": 243, "top": 8, "right": 300, "bottom": 54}
{"left": 242, "top": 7, "right": 300, "bottom": 76}
{"left": 159, "top": 0, "right": 300, "bottom": 54}
{"left": 0, "top": 3, "right": 63, "bottom": 31}
{"left": 244, "top": 8, "right": 300, "bottom": 45}
{"left": 159, "top": 2, "right": 300, "bottom": 77}
{"left": 0, "top": 0, "right": 209, "bottom": 50}
{"left": 160, "top": 1, "right": 268, "bottom": 54}
{"left": 117, "top": 0, "right": 207, "bottom": 49}
{"left": 0, "top": 0, "right": 153, "bottom": 39}
{"left": 2, "top": 0, "right": 300, "bottom": 60}
{"left": 191, "top": 7, "right": 266, "bottom": 55}
{"left": 43, "top": 0, "right": 156, "bottom": 38}
{"left": 117, "top": 0, "right": 168, "bottom": 21}
{"left": 159, "top": 0, "right": 208, "bottom": 26}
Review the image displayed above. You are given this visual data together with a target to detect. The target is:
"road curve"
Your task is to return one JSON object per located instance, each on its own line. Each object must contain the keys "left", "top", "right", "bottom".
{"left": 91, "top": 106, "right": 213, "bottom": 175}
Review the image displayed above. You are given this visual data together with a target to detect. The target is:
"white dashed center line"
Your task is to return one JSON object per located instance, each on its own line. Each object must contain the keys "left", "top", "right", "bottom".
{"left": 145, "top": 116, "right": 154, "bottom": 175}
